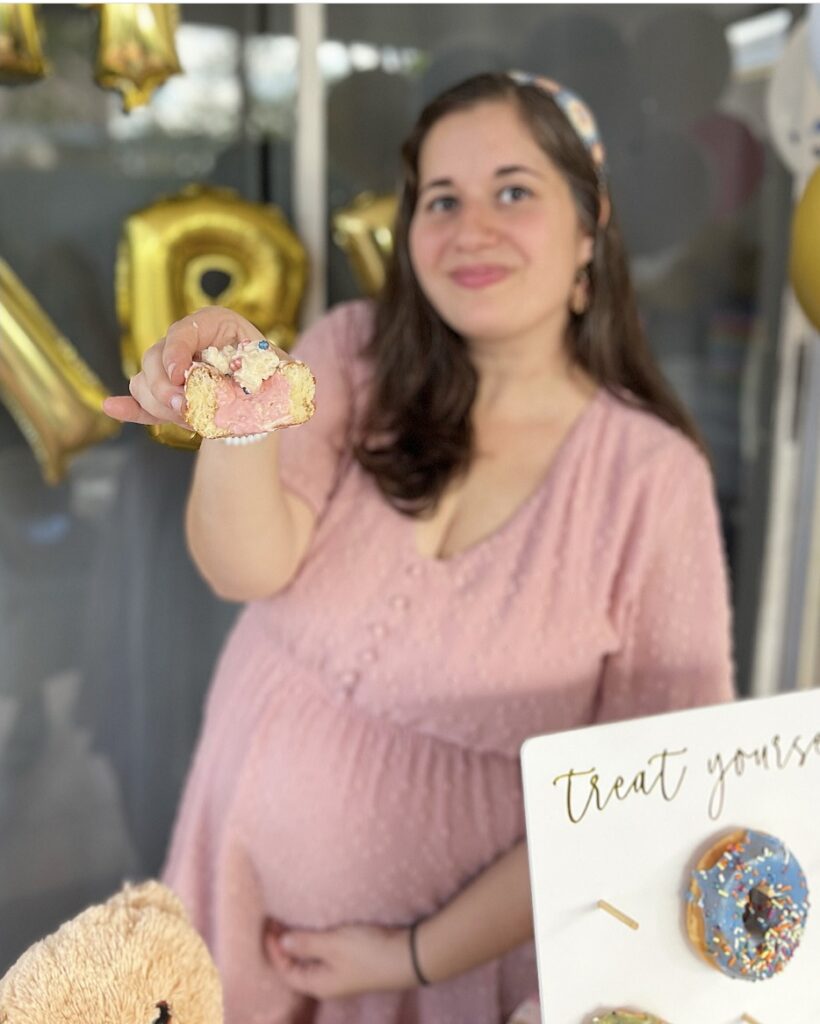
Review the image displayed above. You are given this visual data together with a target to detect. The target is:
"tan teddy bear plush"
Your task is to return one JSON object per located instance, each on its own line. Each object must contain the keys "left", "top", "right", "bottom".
{"left": 0, "top": 881, "right": 222, "bottom": 1024}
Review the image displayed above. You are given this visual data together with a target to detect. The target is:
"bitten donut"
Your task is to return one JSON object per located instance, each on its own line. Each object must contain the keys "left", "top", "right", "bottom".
{"left": 184, "top": 338, "right": 315, "bottom": 439}
{"left": 686, "top": 828, "right": 809, "bottom": 981}
{"left": 592, "top": 1012, "right": 667, "bottom": 1024}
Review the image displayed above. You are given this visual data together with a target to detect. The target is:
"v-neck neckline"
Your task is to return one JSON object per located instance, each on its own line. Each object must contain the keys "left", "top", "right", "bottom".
{"left": 407, "top": 385, "right": 607, "bottom": 568}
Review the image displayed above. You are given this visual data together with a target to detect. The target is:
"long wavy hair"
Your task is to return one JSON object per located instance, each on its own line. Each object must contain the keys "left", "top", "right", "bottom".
{"left": 354, "top": 72, "right": 704, "bottom": 515}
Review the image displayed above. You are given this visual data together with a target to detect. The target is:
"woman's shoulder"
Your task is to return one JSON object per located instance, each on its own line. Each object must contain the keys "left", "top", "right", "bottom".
{"left": 597, "top": 387, "right": 712, "bottom": 491}
{"left": 296, "top": 299, "right": 376, "bottom": 359}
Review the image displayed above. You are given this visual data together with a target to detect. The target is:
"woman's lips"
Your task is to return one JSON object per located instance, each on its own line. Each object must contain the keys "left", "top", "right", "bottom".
{"left": 449, "top": 265, "right": 510, "bottom": 289}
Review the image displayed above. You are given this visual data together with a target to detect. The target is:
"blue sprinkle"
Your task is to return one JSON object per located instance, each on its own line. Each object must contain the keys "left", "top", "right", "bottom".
{"left": 258, "top": 340, "right": 270, "bottom": 349}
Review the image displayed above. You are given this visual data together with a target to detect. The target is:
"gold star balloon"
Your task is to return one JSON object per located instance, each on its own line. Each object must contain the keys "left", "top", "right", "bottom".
{"left": 94, "top": 3, "right": 182, "bottom": 112}
{"left": 0, "top": 3, "right": 47, "bottom": 84}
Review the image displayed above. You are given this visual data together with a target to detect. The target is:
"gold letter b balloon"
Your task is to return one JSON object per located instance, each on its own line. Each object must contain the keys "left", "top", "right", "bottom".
{"left": 0, "top": 259, "right": 120, "bottom": 484}
{"left": 791, "top": 166, "right": 820, "bottom": 331}
{"left": 117, "top": 184, "right": 307, "bottom": 449}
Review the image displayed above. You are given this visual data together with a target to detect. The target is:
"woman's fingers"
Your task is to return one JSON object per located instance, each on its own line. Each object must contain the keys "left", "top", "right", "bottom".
{"left": 162, "top": 308, "right": 265, "bottom": 386}
{"left": 162, "top": 318, "right": 202, "bottom": 387}
{"left": 142, "top": 340, "right": 185, "bottom": 410}
{"left": 265, "top": 934, "right": 326, "bottom": 997}
{"left": 102, "top": 395, "right": 165, "bottom": 426}
{"left": 104, "top": 308, "right": 268, "bottom": 425}
{"left": 265, "top": 925, "right": 327, "bottom": 968}
{"left": 279, "top": 931, "right": 329, "bottom": 960}
{"left": 129, "top": 371, "right": 189, "bottom": 426}
{"left": 102, "top": 372, "right": 188, "bottom": 427}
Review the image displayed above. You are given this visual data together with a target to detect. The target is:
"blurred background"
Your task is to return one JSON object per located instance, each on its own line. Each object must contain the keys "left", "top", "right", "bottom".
{"left": 1, "top": 1, "right": 819, "bottom": 972}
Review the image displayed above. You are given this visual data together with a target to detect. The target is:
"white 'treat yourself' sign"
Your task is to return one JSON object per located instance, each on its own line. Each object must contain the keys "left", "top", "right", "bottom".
{"left": 521, "top": 689, "right": 820, "bottom": 1024}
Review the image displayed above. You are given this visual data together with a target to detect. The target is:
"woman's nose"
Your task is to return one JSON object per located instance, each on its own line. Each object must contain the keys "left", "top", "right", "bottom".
{"left": 453, "top": 201, "right": 499, "bottom": 249}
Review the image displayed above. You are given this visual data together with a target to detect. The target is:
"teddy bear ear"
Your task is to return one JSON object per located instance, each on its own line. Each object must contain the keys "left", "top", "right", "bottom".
{"left": 112, "top": 881, "right": 188, "bottom": 921}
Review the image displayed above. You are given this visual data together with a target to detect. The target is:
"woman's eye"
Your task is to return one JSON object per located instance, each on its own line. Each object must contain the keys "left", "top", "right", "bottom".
{"left": 426, "top": 195, "right": 458, "bottom": 213}
{"left": 499, "top": 185, "right": 531, "bottom": 203}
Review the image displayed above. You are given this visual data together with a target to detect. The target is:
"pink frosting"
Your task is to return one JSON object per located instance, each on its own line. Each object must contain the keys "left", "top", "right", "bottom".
{"left": 212, "top": 372, "right": 291, "bottom": 434}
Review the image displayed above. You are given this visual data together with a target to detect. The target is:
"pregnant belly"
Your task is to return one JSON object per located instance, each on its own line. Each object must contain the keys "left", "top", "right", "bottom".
{"left": 228, "top": 677, "right": 525, "bottom": 930}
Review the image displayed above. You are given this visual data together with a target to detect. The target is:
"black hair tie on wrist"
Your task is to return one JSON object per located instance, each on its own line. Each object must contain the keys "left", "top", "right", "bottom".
{"left": 409, "top": 921, "right": 431, "bottom": 987}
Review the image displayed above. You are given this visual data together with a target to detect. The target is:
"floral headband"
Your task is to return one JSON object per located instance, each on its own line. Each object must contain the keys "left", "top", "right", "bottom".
{"left": 508, "top": 70, "right": 611, "bottom": 229}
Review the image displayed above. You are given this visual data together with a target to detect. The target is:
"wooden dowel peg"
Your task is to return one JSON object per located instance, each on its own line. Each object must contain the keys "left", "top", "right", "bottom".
{"left": 596, "top": 899, "right": 639, "bottom": 930}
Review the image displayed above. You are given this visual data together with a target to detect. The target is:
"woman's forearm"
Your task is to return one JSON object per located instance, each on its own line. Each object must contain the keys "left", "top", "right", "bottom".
{"left": 414, "top": 840, "right": 533, "bottom": 984}
{"left": 185, "top": 433, "right": 314, "bottom": 601}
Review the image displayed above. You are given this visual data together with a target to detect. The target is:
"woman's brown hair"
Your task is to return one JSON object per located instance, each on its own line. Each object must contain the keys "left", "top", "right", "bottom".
{"left": 354, "top": 72, "right": 704, "bottom": 515}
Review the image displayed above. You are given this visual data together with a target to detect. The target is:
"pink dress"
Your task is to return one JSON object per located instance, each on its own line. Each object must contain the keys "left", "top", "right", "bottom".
{"left": 163, "top": 301, "right": 734, "bottom": 1024}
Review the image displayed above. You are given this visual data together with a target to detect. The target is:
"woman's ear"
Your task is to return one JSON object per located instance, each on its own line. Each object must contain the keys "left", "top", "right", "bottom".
{"left": 578, "top": 232, "right": 594, "bottom": 268}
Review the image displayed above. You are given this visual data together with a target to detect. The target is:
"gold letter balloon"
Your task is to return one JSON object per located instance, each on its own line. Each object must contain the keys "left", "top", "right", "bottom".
{"left": 790, "top": 165, "right": 820, "bottom": 331}
{"left": 332, "top": 192, "right": 397, "bottom": 297}
{"left": 117, "top": 184, "right": 307, "bottom": 449}
{"left": 0, "top": 3, "right": 47, "bottom": 83}
{"left": 0, "top": 259, "right": 120, "bottom": 485}
{"left": 95, "top": 3, "right": 181, "bottom": 112}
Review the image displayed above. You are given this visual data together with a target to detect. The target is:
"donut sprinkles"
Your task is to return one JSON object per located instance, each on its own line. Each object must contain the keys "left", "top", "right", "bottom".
{"left": 687, "top": 829, "right": 809, "bottom": 980}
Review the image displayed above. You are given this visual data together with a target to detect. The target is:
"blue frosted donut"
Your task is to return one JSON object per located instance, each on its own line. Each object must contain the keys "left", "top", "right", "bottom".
{"left": 687, "top": 829, "right": 809, "bottom": 980}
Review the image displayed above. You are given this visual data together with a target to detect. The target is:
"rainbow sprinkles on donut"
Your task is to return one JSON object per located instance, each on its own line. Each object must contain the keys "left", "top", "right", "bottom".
{"left": 686, "top": 828, "right": 810, "bottom": 981}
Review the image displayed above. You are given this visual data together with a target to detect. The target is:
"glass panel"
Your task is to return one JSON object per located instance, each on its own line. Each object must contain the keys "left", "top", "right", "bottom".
{"left": 325, "top": 2, "right": 799, "bottom": 697}
{"left": 0, "top": 1, "right": 294, "bottom": 971}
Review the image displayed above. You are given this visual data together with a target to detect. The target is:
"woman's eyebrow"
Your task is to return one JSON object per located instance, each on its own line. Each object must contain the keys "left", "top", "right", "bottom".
{"left": 419, "top": 164, "right": 544, "bottom": 195}
{"left": 419, "top": 177, "right": 454, "bottom": 195}
{"left": 495, "top": 164, "right": 543, "bottom": 178}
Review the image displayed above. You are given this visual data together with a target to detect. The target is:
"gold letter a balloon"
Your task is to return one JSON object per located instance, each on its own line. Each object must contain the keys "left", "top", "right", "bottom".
{"left": 0, "top": 259, "right": 120, "bottom": 485}
{"left": 95, "top": 3, "right": 182, "bottom": 112}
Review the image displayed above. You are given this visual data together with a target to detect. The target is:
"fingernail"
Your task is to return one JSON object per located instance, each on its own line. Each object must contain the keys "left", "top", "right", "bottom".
{"left": 167, "top": 362, "right": 177, "bottom": 381}
{"left": 280, "top": 934, "right": 294, "bottom": 951}
{"left": 170, "top": 394, "right": 183, "bottom": 413}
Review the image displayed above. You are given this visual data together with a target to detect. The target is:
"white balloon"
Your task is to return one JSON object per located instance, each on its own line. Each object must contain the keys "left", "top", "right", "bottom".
{"left": 767, "top": 19, "right": 820, "bottom": 174}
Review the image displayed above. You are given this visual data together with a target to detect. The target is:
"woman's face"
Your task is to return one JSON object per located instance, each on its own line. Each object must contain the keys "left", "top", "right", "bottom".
{"left": 408, "top": 99, "right": 593, "bottom": 347}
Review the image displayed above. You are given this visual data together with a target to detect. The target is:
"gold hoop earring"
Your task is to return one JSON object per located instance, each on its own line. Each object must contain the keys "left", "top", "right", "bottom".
{"left": 570, "top": 266, "right": 591, "bottom": 315}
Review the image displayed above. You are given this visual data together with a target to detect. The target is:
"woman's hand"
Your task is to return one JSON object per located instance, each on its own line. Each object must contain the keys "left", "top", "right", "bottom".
{"left": 264, "top": 921, "right": 416, "bottom": 999}
{"left": 102, "top": 306, "right": 265, "bottom": 427}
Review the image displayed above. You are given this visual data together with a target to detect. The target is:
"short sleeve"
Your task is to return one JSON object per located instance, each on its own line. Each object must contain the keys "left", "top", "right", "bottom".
{"left": 277, "top": 300, "right": 374, "bottom": 520}
{"left": 594, "top": 444, "right": 736, "bottom": 725}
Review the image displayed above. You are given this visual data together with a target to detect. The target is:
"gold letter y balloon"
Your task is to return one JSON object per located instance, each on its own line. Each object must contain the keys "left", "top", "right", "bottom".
{"left": 332, "top": 192, "right": 397, "bottom": 297}
{"left": 0, "top": 259, "right": 120, "bottom": 485}
{"left": 117, "top": 184, "right": 307, "bottom": 449}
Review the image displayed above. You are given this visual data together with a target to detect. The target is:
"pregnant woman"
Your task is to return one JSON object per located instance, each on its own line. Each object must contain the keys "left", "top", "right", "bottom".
{"left": 104, "top": 71, "right": 734, "bottom": 1024}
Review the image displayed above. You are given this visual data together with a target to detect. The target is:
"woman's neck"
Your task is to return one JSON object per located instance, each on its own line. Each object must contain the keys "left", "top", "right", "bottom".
{"left": 468, "top": 328, "right": 595, "bottom": 422}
